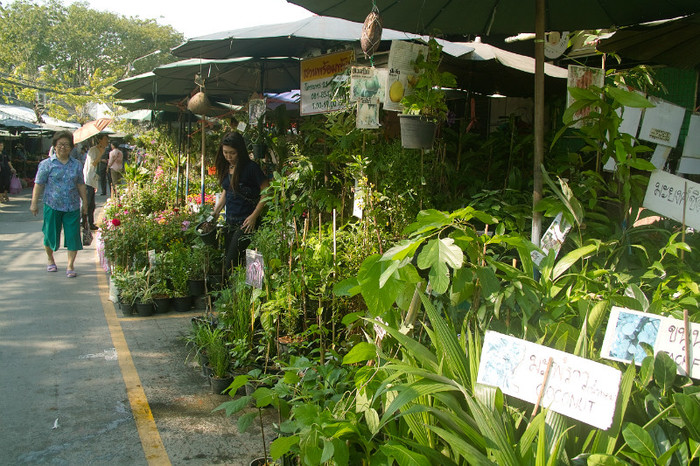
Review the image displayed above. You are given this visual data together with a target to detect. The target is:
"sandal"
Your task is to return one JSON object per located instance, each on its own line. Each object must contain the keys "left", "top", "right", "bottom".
{"left": 47, "top": 264, "right": 58, "bottom": 272}
{"left": 66, "top": 270, "right": 77, "bottom": 278}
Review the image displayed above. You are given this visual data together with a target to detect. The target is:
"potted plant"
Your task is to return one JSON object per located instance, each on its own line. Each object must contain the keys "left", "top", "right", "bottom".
{"left": 167, "top": 244, "right": 193, "bottom": 311}
{"left": 399, "top": 37, "right": 457, "bottom": 149}
{"left": 112, "top": 269, "right": 137, "bottom": 317}
{"left": 187, "top": 245, "right": 208, "bottom": 297}
{"left": 207, "top": 333, "right": 233, "bottom": 394}
{"left": 131, "top": 268, "right": 155, "bottom": 317}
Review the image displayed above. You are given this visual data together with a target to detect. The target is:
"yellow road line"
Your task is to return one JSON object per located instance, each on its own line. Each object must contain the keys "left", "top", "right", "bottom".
{"left": 95, "top": 259, "right": 171, "bottom": 465}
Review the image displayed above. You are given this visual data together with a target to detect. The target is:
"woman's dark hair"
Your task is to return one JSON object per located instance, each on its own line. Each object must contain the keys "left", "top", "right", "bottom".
{"left": 215, "top": 132, "right": 249, "bottom": 189}
{"left": 52, "top": 131, "right": 74, "bottom": 148}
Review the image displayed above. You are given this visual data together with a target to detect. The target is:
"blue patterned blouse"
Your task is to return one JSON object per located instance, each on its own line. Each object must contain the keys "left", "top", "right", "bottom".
{"left": 34, "top": 156, "right": 85, "bottom": 212}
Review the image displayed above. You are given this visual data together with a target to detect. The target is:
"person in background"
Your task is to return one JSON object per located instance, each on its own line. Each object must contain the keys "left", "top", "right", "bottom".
{"left": 30, "top": 131, "right": 88, "bottom": 278}
{"left": 83, "top": 135, "right": 105, "bottom": 230}
{"left": 98, "top": 142, "right": 109, "bottom": 195}
{"left": 107, "top": 141, "right": 124, "bottom": 192}
{"left": 0, "top": 139, "right": 18, "bottom": 203}
{"left": 211, "top": 132, "right": 269, "bottom": 272}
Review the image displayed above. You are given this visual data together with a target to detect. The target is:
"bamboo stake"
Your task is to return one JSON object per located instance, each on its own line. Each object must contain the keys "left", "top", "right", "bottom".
{"left": 531, "top": 357, "right": 553, "bottom": 419}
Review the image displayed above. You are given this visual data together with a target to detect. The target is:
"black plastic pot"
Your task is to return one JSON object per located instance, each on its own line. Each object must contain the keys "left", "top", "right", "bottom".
{"left": 135, "top": 301, "right": 154, "bottom": 317}
{"left": 399, "top": 114, "right": 436, "bottom": 149}
{"left": 172, "top": 296, "right": 193, "bottom": 312}
{"left": 153, "top": 296, "right": 172, "bottom": 314}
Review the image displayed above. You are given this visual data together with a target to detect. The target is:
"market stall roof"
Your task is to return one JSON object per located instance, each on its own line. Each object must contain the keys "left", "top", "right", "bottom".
{"left": 287, "top": 1, "right": 700, "bottom": 38}
{"left": 0, "top": 103, "right": 80, "bottom": 132}
{"left": 171, "top": 15, "right": 422, "bottom": 59}
{"left": 113, "top": 57, "right": 300, "bottom": 104}
{"left": 597, "top": 14, "right": 700, "bottom": 69}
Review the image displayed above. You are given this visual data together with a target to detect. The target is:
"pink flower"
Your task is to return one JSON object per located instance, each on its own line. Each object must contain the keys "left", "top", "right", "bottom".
{"left": 181, "top": 220, "right": 191, "bottom": 231}
{"left": 111, "top": 218, "right": 121, "bottom": 226}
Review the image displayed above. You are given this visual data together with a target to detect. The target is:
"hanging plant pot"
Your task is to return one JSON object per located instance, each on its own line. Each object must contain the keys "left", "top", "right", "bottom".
{"left": 188, "top": 279, "right": 206, "bottom": 296}
{"left": 399, "top": 114, "right": 436, "bottom": 149}
{"left": 135, "top": 301, "right": 155, "bottom": 317}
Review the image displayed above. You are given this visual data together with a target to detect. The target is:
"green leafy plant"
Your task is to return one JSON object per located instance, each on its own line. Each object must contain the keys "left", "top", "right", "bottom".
{"left": 400, "top": 38, "right": 457, "bottom": 123}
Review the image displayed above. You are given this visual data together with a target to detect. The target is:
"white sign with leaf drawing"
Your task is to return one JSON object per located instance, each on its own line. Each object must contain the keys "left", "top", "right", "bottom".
{"left": 477, "top": 331, "right": 621, "bottom": 430}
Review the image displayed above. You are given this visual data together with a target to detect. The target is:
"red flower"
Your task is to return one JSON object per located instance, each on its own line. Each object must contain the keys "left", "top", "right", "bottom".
{"left": 111, "top": 218, "right": 121, "bottom": 226}
{"left": 173, "top": 207, "right": 179, "bottom": 213}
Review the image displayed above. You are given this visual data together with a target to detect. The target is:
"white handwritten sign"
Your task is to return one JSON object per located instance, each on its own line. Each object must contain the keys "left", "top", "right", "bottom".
{"left": 601, "top": 307, "right": 700, "bottom": 379}
{"left": 639, "top": 96, "right": 685, "bottom": 147}
{"left": 477, "top": 331, "right": 621, "bottom": 430}
{"left": 643, "top": 170, "right": 700, "bottom": 230}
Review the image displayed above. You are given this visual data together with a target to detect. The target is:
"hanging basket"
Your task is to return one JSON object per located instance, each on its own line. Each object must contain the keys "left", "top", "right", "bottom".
{"left": 399, "top": 114, "right": 436, "bottom": 149}
{"left": 187, "top": 91, "right": 212, "bottom": 115}
{"left": 361, "top": 10, "right": 383, "bottom": 58}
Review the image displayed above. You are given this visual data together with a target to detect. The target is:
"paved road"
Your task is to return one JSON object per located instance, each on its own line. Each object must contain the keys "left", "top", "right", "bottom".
{"left": 0, "top": 191, "right": 274, "bottom": 465}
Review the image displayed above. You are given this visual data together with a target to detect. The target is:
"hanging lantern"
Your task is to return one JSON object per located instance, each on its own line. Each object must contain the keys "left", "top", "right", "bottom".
{"left": 187, "top": 91, "right": 211, "bottom": 115}
{"left": 361, "top": 9, "right": 383, "bottom": 59}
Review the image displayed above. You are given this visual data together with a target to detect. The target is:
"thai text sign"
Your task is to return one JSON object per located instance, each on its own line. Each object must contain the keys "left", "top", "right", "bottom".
{"left": 601, "top": 307, "right": 700, "bottom": 379}
{"left": 477, "top": 331, "right": 621, "bottom": 430}
{"left": 643, "top": 170, "right": 700, "bottom": 230}
{"left": 300, "top": 50, "right": 354, "bottom": 115}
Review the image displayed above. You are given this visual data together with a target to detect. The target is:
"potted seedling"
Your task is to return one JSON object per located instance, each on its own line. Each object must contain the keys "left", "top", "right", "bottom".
{"left": 399, "top": 37, "right": 457, "bottom": 149}
{"left": 207, "top": 333, "right": 233, "bottom": 394}
{"left": 214, "top": 375, "right": 281, "bottom": 465}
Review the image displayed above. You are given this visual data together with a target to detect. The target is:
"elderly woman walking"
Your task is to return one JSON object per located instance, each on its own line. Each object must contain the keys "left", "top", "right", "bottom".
{"left": 30, "top": 131, "right": 88, "bottom": 278}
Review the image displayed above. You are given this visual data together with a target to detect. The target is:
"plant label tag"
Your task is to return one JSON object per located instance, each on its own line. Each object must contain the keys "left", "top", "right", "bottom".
{"left": 148, "top": 249, "right": 156, "bottom": 269}
{"left": 245, "top": 249, "right": 264, "bottom": 289}
{"left": 477, "top": 331, "right": 621, "bottom": 430}
{"left": 643, "top": 170, "right": 700, "bottom": 230}
{"left": 601, "top": 307, "right": 700, "bottom": 379}
{"left": 353, "top": 179, "right": 364, "bottom": 219}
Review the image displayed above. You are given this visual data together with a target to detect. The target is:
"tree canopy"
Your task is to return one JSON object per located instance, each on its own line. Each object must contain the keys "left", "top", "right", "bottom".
{"left": 0, "top": 0, "right": 183, "bottom": 121}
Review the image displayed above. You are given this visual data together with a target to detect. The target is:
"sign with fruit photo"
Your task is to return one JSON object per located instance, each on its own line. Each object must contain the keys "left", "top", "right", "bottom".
{"left": 384, "top": 40, "right": 428, "bottom": 112}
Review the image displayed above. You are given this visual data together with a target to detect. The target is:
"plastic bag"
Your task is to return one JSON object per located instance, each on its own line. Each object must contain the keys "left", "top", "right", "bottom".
{"left": 81, "top": 215, "right": 93, "bottom": 246}
{"left": 9, "top": 175, "right": 21, "bottom": 194}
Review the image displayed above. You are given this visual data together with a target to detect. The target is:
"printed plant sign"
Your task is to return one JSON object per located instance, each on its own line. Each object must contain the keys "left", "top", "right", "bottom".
{"left": 248, "top": 98, "right": 266, "bottom": 126}
{"left": 638, "top": 96, "right": 685, "bottom": 147}
{"left": 566, "top": 65, "right": 605, "bottom": 128}
{"left": 245, "top": 249, "right": 264, "bottom": 289}
{"left": 531, "top": 212, "right": 572, "bottom": 266}
{"left": 384, "top": 40, "right": 428, "bottom": 112}
{"left": 602, "top": 307, "right": 700, "bottom": 378}
{"left": 477, "top": 331, "right": 621, "bottom": 430}
{"left": 353, "top": 179, "right": 365, "bottom": 219}
{"left": 350, "top": 66, "right": 386, "bottom": 102}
